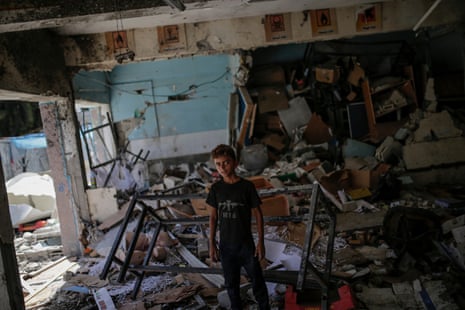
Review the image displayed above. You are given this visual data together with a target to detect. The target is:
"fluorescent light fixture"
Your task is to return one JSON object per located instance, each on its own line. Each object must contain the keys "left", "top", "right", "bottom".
{"left": 163, "top": 0, "right": 186, "bottom": 11}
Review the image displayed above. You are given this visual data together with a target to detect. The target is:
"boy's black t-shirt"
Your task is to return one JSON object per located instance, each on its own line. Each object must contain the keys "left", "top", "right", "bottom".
{"left": 206, "top": 178, "right": 261, "bottom": 246}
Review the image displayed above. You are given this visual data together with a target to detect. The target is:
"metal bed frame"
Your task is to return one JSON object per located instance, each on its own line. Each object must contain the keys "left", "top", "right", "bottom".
{"left": 99, "top": 182, "right": 338, "bottom": 309}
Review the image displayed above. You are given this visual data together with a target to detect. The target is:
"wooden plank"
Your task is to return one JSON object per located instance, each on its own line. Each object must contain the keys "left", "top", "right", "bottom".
{"left": 24, "top": 256, "right": 68, "bottom": 280}
{"left": 21, "top": 277, "right": 35, "bottom": 295}
{"left": 170, "top": 230, "right": 224, "bottom": 288}
{"left": 237, "top": 86, "right": 255, "bottom": 152}
{"left": 336, "top": 209, "right": 387, "bottom": 233}
{"left": 248, "top": 103, "right": 257, "bottom": 139}
{"left": 361, "top": 79, "right": 378, "bottom": 140}
{"left": 25, "top": 259, "right": 78, "bottom": 306}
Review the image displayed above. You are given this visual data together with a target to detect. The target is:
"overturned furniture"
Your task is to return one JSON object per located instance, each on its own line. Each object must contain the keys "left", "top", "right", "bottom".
{"left": 80, "top": 112, "right": 150, "bottom": 189}
{"left": 99, "top": 183, "right": 339, "bottom": 309}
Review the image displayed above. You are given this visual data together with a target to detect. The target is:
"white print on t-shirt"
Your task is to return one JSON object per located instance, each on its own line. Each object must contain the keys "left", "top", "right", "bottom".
{"left": 219, "top": 200, "right": 241, "bottom": 219}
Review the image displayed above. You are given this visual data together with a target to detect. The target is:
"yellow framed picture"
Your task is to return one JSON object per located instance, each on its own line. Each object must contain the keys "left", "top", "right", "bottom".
{"left": 310, "top": 9, "right": 338, "bottom": 36}
{"left": 264, "top": 13, "right": 292, "bottom": 42}
{"left": 157, "top": 24, "right": 187, "bottom": 52}
{"left": 356, "top": 4, "right": 382, "bottom": 32}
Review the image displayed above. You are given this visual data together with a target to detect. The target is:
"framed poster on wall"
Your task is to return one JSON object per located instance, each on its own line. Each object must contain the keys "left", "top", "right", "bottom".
{"left": 112, "top": 31, "right": 128, "bottom": 49}
{"left": 157, "top": 24, "right": 187, "bottom": 52}
{"left": 356, "top": 4, "right": 382, "bottom": 32}
{"left": 310, "top": 8, "right": 338, "bottom": 36}
{"left": 105, "top": 30, "right": 130, "bottom": 54}
{"left": 264, "top": 13, "right": 292, "bottom": 42}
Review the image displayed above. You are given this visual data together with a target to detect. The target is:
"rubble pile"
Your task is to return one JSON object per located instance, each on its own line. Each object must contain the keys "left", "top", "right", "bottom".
{"left": 12, "top": 105, "right": 465, "bottom": 309}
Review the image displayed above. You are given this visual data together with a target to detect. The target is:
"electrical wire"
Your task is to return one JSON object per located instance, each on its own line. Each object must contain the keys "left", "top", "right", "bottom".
{"left": 75, "top": 67, "right": 231, "bottom": 101}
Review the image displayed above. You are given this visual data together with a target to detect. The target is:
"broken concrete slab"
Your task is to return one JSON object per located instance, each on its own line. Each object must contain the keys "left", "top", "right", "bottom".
{"left": 355, "top": 287, "right": 399, "bottom": 309}
{"left": 336, "top": 209, "right": 388, "bottom": 233}
{"left": 413, "top": 110, "right": 462, "bottom": 142}
{"left": 406, "top": 165, "right": 465, "bottom": 185}
{"left": 6, "top": 172, "right": 56, "bottom": 213}
{"left": 403, "top": 137, "right": 465, "bottom": 170}
{"left": 87, "top": 187, "right": 119, "bottom": 223}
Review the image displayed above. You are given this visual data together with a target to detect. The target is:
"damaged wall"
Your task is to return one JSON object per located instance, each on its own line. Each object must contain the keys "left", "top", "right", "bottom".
{"left": 40, "top": 99, "right": 89, "bottom": 257}
{"left": 74, "top": 53, "right": 239, "bottom": 160}
{"left": 0, "top": 29, "right": 71, "bottom": 96}
{"left": 61, "top": 0, "right": 465, "bottom": 70}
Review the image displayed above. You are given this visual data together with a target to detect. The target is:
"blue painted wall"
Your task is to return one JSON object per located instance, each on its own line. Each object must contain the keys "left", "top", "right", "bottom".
{"left": 73, "top": 71, "right": 110, "bottom": 104}
{"left": 73, "top": 54, "right": 237, "bottom": 140}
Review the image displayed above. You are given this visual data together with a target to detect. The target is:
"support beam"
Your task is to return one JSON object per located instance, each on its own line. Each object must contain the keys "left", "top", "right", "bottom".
{"left": 0, "top": 157, "right": 25, "bottom": 310}
{"left": 39, "top": 99, "right": 90, "bottom": 257}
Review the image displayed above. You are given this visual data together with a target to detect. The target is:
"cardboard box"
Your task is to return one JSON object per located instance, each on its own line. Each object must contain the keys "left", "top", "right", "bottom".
{"left": 256, "top": 86, "right": 289, "bottom": 113}
{"left": 266, "top": 114, "right": 283, "bottom": 131}
{"left": 248, "top": 176, "right": 273, "bottom": 189}
{"left": 248, "top": 176, "right": 289, "bottom": 216}
{"left": 315, "top": 66, "right": 340, "bottom": 84}
{"left": 303, "top": 113, "right": 332, "bottom": 145}
{"left": 287, "top": 221, "right": 321, "bottom": 248}
{"left": 350, "top": 169, "right": 371, "bottom": 189}
{"left": 261, "top": 133, "right": 287, "bottom": 151}
{"left": 261, "top": 194, "right": 290, "bottom": 217}
{"left": 190, "top": 198, "right": 211, "bottom": 217}
{"left": 248, "top": 65, "right": 286, "bottom": 86}
{"left": 320, "top": 169, "right": 374, "bottom": 203}
{"left": 347, "top": 64, "right": 365, "bottom": 86}
{"left": 346, "top": 187, "right": 372, "bottom": 200}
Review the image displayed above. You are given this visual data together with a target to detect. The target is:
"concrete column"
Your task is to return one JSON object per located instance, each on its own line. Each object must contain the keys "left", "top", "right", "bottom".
{"left": 0, "top": 157, "right": 25, "bottom": 310}
{"left": 39, "top": 99, "right": 90, "bottom": 257}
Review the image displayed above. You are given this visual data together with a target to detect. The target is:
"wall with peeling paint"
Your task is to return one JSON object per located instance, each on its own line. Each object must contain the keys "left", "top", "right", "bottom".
{"left": 67, "top": 0, "right": 465, "bottom": 160}
{"left": 62, "top": 0, "right": 465, "bottom": 70}
{"left": 73, "top": 53, "right": 238, "bottom": 159}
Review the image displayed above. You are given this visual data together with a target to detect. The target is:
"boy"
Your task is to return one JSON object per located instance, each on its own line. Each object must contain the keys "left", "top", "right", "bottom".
{"left": 206, "top": 144, "right": 270, "bottom": 310}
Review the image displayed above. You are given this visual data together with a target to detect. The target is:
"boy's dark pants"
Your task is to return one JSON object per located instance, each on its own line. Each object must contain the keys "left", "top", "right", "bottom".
{"left": 219, "top": 243, "right": 270, "bottom": 310}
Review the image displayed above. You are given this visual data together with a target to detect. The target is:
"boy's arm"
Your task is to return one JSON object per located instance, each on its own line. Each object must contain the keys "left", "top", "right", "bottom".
{"left": 208, "top": 206, "right": 219, "bottom": 262}
{"left": 252, "top": 206, "right": 266, "bottom": 261}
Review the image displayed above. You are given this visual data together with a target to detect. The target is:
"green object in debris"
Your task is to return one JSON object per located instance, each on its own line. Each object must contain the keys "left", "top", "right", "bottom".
{"left": 275, "top": 172, "right": 298, "bottom": 182}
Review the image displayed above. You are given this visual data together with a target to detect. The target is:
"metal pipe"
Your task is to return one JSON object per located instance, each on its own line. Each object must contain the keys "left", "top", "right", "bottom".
{"left": 100, "top": 193, "right": 139, "bottom": 279}
{"left": 413, "top": 0, "right": 443, "bottom": 32}
{"left": 117, "top": 203, "right": 148, "bottom": 282}
{"left": 131, "top": 217, "right": 161, "bottom": 299}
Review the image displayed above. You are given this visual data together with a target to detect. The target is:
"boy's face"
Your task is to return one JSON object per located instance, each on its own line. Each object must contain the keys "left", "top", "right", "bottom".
{"left": 213, "top": 155, "right": 237, "bottom": 179}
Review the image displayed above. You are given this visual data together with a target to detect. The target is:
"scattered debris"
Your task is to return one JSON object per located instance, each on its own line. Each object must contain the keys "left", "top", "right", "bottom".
{"left": 9, "top": 63, "right": 465, "bottom": 309}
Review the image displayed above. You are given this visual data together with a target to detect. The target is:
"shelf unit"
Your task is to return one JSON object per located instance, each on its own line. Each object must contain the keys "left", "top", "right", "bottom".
{"left": 361, "top": 65, "right": 418, "bottom": 141}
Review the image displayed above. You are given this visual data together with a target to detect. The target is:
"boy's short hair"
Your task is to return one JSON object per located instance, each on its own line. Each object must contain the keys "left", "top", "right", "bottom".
{"left": 211, "top": 144, "right": 236, "bottom": 161}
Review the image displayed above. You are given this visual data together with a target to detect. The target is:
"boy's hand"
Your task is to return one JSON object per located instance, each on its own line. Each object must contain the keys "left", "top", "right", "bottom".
{"left": 209, "top": 244, "right": 219, "bottom": 262}
{"left": 255, "top": 242, "right": 266, "bottom": 261}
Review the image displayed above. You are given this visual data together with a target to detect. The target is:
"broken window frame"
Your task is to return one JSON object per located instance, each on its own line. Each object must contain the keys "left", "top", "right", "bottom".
{"left": 80, "top": 111, "right": 149, "bottom": 188}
